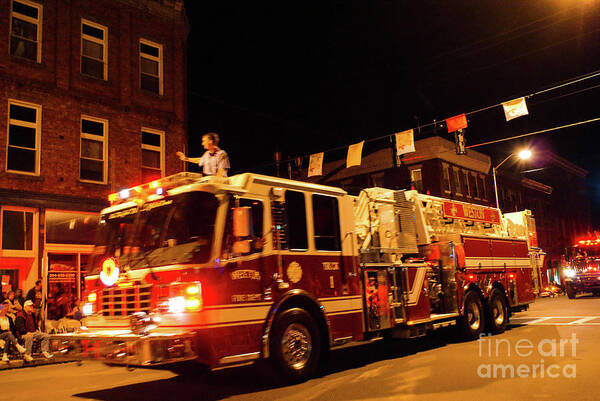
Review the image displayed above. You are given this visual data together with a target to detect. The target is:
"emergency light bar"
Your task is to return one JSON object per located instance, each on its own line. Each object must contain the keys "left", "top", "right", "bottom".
{"left": 108, "top": 172, "right": 204, "bottom": 205}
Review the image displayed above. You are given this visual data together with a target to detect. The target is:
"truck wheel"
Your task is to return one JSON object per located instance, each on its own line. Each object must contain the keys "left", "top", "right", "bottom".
{"left": 270, "top": 308, "right": 321, "bottom": 383}
{"left": 459, "top": 292, "right": 484, "bottom": 341}
{"left": 566, "top": 285, "right": 576, "bottom": 299}
{"left": 486, "top": 290, "right": 508, "bottom": 334}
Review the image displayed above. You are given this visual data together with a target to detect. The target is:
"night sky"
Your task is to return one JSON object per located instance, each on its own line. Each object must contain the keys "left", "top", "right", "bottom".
{"left": 183, "top": 0, "right": 600, "bottom": 225}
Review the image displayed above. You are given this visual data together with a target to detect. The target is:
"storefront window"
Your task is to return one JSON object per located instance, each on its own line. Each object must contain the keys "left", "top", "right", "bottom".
{"left": 46, "top": 211, "right": 99, "bottom": 244}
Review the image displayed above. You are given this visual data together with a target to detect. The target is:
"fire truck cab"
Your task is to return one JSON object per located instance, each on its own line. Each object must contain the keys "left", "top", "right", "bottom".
{"left": 564, "top": 238, "right": 600, "bottom": 298}
{"left": 50, "top": 172, "right": 538, "bottom": 381}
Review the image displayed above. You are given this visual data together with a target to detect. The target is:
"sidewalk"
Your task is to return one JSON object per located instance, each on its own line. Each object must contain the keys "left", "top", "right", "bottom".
{"left": 0, "top": 356, "right": 76, "bottom": 371}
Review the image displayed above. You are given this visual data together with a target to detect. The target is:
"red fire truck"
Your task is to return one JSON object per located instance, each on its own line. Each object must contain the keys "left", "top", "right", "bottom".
{"left": 564, "top": 238, "right": 600, "bottom": 298}
{"left": 50, "top": 172, "right": 538, "bottom": 381}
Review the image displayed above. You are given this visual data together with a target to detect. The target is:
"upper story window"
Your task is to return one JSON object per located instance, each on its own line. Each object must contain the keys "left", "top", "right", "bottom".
{"left": 312, "top": 194, "right": 341, "bottom": 251}
{"left": 471, "top": 172, "right": 480, "bottom": 199}
{"left": 463, "top": 170, "right": 471, "bottom": 197}
{"left": 80, "top": 116, "right": 107, "bottom": 183}
{"left": 7, "top": 100, "right": 41, "bottom": 175}
{"left": 477, "top": 175, "right": 486, "bottom": 200}
{"left": 10, "top": 0, "right": 42, "bottom": 63}
{"left": 452, "top": 167, "right": 462, "bottom": 195}
{"left": 442, "top": 163, "right": 451, "bottom": 193}
{"left": 141, "top": 128, "right": 164, "bottom": 183}
{"left": 410, "top": 168, "right": 423, "bottom": 192}
{"left": 81, "top": 19, "right": 107, "bottom": 80}
{"left": 140, "top": 39, "right": 163, "bottom": 95}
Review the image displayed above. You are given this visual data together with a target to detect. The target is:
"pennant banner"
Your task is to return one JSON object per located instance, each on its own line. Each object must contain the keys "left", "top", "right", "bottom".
{"left": 346, "top": 141, "right": 364, "bottom": 168}
{"left": 446, "top": 113, "right": 467, "bottom": 133}
{"left": 395, "top": 129, "right": 415, "bottom": 156}
{"left": 308, "top": 152, "right": 324, "bottom": 177}
{"left": 502, "top": 97, "right": 529, "bottom": 121}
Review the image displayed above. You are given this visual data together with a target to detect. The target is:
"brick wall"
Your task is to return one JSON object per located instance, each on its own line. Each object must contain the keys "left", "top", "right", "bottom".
{"left": 0, "top": 0, "right": 188, "bottom": 201}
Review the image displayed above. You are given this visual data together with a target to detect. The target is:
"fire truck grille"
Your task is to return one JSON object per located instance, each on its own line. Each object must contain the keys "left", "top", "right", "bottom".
{"left": 100, "top": 284, "right": 152, "bottom": 316}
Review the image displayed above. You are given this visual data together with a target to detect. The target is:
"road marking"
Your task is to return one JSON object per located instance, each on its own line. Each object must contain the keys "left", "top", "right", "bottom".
{"left": 509, "top": 316, "right": 600, "bottom": 326}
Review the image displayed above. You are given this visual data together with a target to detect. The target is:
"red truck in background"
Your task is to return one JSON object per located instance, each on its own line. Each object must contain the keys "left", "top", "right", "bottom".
{"left": 50, "top": 172, "right": 540, "bottom": 381}
{"left": 564, "top": 238, "right": 600, "bottom": 298}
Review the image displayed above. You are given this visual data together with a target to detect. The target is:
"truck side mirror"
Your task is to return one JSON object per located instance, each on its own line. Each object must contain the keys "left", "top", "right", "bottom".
{"left": 233, "top": 207, "right": 251, "bottom": 237}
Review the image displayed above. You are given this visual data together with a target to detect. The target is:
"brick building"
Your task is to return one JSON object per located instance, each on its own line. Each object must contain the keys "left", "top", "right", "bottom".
{"left": 317, "top": 136, "right": 591, "bottom": 288}
{"left": 0, "top": 0, "right": 188, "bottom": 305}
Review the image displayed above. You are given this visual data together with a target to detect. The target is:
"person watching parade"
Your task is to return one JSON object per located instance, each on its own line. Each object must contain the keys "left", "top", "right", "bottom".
{"left": 176, "top": 132, "right": 230, "bottom": 177}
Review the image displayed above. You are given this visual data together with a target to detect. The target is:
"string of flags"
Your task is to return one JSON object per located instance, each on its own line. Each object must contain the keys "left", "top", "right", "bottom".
{"left": 305, "top": 95, "right": 531, "bottom": 177}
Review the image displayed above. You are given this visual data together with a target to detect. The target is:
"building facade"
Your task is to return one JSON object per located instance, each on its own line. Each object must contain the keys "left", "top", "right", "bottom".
{"left": 317, "top": 136, "right": 591, "bottom": 289}
{"left": 0, "top": 0, "right": 187, "bottom": 309}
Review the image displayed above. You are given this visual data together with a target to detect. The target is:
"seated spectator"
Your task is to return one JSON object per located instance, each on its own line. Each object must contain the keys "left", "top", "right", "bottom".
{"left": 0, "top": 302, "right": 26, "bottom": 361}
{"left": 15, "top": 300, "right": 53, "bottom": 361}
{"left": 15, "top": 289, "right": 25, "bottom": 309}
{"left": 5, "top": 290, "right": 22, "bottom": 321}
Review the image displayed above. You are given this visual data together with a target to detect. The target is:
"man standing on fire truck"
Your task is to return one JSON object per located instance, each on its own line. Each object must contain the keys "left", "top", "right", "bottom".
{"left": 176, "top": 132, "right": 230, "bottom": 176}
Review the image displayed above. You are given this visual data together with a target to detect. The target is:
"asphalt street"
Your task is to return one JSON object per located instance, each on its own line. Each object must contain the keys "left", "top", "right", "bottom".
{"left": 1, "top": 295, "right": 599, "bottom": 401}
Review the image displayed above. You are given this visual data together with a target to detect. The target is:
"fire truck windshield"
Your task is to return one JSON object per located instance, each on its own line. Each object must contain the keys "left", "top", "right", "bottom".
{"left": 566, "top": 245, "right": 600, "bottom": 272}
{"left": 90, "top": 191, "right": 218, "bottom": 272}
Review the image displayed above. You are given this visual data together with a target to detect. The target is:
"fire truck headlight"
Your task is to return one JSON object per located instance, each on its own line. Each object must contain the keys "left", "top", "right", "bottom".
{"left": 168, "top": 296, "right": 186, "bottom": 314}
{"left": 564, "top": 269, "right": 576, "bottom": 278}
{"left": 87, "top": 292, "right": 97, "bottom": 303}
{"left": 83, "top": 303, "right": 95, "bottom": 316}
{"left": 186, "top": 284, "right": 201, "bottom": 296}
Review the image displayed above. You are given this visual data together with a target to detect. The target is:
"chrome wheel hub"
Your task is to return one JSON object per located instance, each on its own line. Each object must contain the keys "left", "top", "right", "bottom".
{"left": 281, "top": 323, "right": 312, "bottom": 370}
{"left": 467, "top": 303, "right": 481, "bottom": 331}
{"left": 493, "top": 298, "right": 505, "bottom": 326}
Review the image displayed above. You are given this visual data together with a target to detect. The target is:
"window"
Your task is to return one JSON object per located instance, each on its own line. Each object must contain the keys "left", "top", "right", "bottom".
{"left": 45, "top": 211, "right": 99, "bottom": 245}
{"left": 80, "top": 116, "right": 107, "bottom": 183}
{"left": 140, "top": 39, "right": 163, "bottom": 95}
{"left": 453, "top": 168, "right": 462, "bottom": 195}
{"left": 10, "top": 0, "right": 42, "bottom": 62}
{"left": 478, "top": 175, "right": 486, "bottom": 200}
{"left": 1, "top": 208, "right": 34, "bottom": 251}
{"left": 471, "top": 173, "right": 480, "bottom": 199}
{"left": 222, "top": 198, "right": 264, "bottom": 257}
{"left": 81, "top": 19, "right": 107, "bottom": 80}
{"left": 7, "top": 100, "right": 41, "bottom": 175}
{"left": 463, "top": 170, "right": 471, "bottom": 197}
{"left": 141, "top": 128, "right": 164, "bottom": 183}
{"left": 442, "top": 164, "right": 451, "bottom": 193}
{"left": 285, "top": 191, "right": 307, "bottom": 250}
{"left": 312, "top": 195, "right": 341, "bottom": 251}
{"left": 411, "top": 168, "right": 423, "bottom": 192}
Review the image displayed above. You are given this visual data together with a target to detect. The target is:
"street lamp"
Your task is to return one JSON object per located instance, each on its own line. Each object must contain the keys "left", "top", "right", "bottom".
{"left": 492, "top": 149, "right": 532, "bottom": 210}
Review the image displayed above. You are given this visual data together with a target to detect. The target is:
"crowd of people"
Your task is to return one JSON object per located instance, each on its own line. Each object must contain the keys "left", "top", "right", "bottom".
{"left": 0, "top": 280, "right": 53, "bottom": 362}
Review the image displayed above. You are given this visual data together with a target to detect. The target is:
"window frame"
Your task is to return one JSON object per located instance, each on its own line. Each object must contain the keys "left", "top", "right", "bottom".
{"left": 311, "top": 194, "right": 342, "bottom": 252}
{"left": 141, "top": 127, "right": 165, "bottom": 181}
{"left": 79, "top": 115, "right": 108, "bottom": 184}
{"left": 80, "top": 19, "right": 108, "bottom": 80}
{"left": 452, "top": 167, "right": 462, "bottom": 195}
{"left": 6, "top": 99, "right": 41, "bottom": 176}
{"left": 442, "top": 163, "right": 451, "bottom": 193}
{"left": 471, "top": 172, "right": 480, "bottom": 200}
{"left": 0, "top": 206, "right": 38, "bottom": 257}
{"left": 463, "top": 169, "right": 471, "bottom": 197}
{"left": 9, "top": 0, "right": 43, "bottom": 63}
{"left": 410, "top": 168, "right": 423, "bottom": 192}
{"left": 139, "top": 38, "right": 163, "bottom": 95}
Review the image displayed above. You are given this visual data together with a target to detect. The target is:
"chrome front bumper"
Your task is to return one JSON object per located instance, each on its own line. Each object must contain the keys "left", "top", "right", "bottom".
{"left": 49, "top": 331, "right": 197, "bottom": 366}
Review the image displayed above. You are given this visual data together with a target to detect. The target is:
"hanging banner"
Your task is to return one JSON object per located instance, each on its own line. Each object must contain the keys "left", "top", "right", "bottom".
{"left": 502, "top": 97, "right": 529, "bottom": 121}
{"left": 346, "top": 141, "right": 364, "bottom": 168}
{"left": 308, "top": 152, "right": 324, "bottom": 177}
{"left": 446, "top": 113, "right": 468, "bottom": 133}
{"left": 395, "top": 129, "right": 415, "bottom": 156}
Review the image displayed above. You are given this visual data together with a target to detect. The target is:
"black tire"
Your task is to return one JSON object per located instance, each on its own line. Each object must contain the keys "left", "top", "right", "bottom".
{"left": 566, "top": 285, "right": 576, "bottom": 299}
{"left": 458, "top": 291, "right": 484, "bottom": 341}
{"left": 270, "top": 308, "right": 321, "bottom": 383}
{"left": 486, "top": 290, "right": 508, "bottom": 334}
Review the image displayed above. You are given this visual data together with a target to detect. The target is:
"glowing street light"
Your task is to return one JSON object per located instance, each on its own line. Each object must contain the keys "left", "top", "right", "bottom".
{"left": 492, "top": 149, "right": 532, "bottom": 210}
